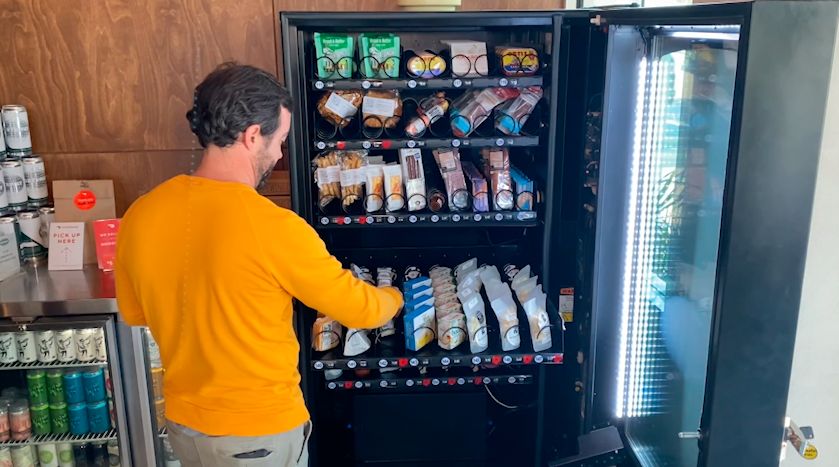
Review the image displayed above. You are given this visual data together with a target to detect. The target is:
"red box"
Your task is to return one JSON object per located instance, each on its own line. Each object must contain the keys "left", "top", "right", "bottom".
{"left": 93, "top": 219, "right": 120, "bottom": 271}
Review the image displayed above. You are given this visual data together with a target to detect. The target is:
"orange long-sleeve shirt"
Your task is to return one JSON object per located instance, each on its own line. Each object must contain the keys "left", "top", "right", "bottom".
{"left": 115, "top": 175, "right": 402, "bottom": 436}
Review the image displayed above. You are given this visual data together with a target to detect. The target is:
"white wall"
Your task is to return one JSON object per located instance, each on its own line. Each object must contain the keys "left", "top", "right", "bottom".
{"left": 783, "top": 17, "right": 839, "bottom": 467}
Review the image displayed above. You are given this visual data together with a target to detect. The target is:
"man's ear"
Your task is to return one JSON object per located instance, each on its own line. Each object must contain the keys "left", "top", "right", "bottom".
{"left": 241, "top": 124, "right": 262, "bottom": 152}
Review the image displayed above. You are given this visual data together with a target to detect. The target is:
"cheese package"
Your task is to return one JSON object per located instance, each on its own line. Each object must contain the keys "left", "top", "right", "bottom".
{"left": 437, "top": 312, "right": 467, "bottom": 350}
{"left": 405, "top": 304, "right": 436, "bottom": 351}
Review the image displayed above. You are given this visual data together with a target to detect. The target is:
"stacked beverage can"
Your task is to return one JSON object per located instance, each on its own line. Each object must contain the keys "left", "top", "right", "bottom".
{"left": 15, "top": 331, "right": 36, "bottom": 363}
{"left": 1, "top": 105, "right": 32, "bottom": 159}
{"left": 10, "top": 445, "right": 36, "bottom": 467}
{"left": 16, "top": 210, "right": 45, "bottom": 262}
{"left": 38, "top": 443, "right": 59, "bottom": 467}
{"left": 26, "top": 370, "right": 48, "bottom": 406}
{"left": 36, "top": 330, "right": 58, "bottom": 363}
{"left": 2, "top": 160, "right": 27, "bottom": 210}
{"left": 21, "top": 156, "right": 48, "bottom": 206}
{"left": 0, "top": 332, "right": 17, "bottom": 364}
{"left": 0, "top": 115, "right": 5, "bottom": 158}
{"left": 56, "top": 443, "right": 74, "bottom": 467}
{"left": 8, "top": 400, "right": 31, "bottom": 441}
{"left": 0, "top": 446, "right": 10, "bottom": 467}
{"left": 38, "top": 206, "right": 55, "bottom": 248}
{"left": 0, "top": 216, "right": 20, "bottom": 266}
{"left": 74, "top": 328, "right": 97, "bottom": 362}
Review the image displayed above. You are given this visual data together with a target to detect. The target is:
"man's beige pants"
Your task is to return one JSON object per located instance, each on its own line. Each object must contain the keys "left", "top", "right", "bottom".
{"left": 167, "top": 420, "right": 311, "bottom": 467}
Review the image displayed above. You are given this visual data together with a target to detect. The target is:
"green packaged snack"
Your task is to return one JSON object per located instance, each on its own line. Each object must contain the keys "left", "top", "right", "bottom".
{"left": 314, "top": 33, "right": 355, "bottom": 80}
{"left": 360, "top": 33, "right": 401, "bottom": 79}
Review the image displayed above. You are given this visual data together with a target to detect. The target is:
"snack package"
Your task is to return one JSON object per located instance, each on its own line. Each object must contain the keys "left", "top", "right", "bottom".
{"left": 433, "top": 148, "right": 469, "bottom": 211}
{"left": 382, "top": 164, "right": 405, "bottom": 212}
{"left": 523, "top": 291, "right": 552, "bottom": 352}
{"left": 399, "top": 148, "right": 427, "bottom": 212}
{"left": 344, "top": 328, "right": 371, "bottom": 357}
{"left": 404, "top": 266, "right": 423, "bottom": 282}
{"left": 430, "top": 266, "right": 453, "bottom": 280}
{"left": 405, "top": 92, "right": 449, "bottom": 138}
{"left": 314, "top": 33, "right": 355, "bottom": 79}
{"left": 338, "top": 151, "right": 368, "bottom": 210}
{"left": 456, "top": 270, "right": 481, "bottom": 295}
{"left": 479, "top": 265, "right": 502, "bottom": 287}
{"left": 436, "top": 301, "right": 462, "bottom": 319}
{"left": 462, "top": 162, "right": 489, "bottom": 213}
{"left": 313, "top": 152, "right": 341, "bottom": 209}
{"left": 312, "top": 315, "right": 343, "bottom": 352}
{"left": 405, "top": 304, "right": 436, "bottom": 351}
{"left": 406, "top": 51, "right": 447, "bottom": 79}
{"left": 510, "top": 166, "right": 535, "bottom": 211}
{"left": 443, "top": 40, "right": 488, "bottom": 77}
{"left": 364, "top": 164, "right": 385, "bottom": 212}
{"left": 360, "top": 33, "right": 401, "bottom": 79}
{"left": 450, "top": 87, "right": 519, "bottom": 137}
{"left": 495, "top": 46, "right": 539, "bottom": 77}
{"left": 377, "top": 267, "right": 398, "bottom": 337}
{"left": 425, "top": 173, "right": 448, "bottom": 213}
{"left": 362, "top": 90, "right": 403, "bottom": 129}
{"left": 495, "top": 86, "right": 543, "bottom": 135}
{"left": 459, "top": 288, "right": 488, "bottom": 353}
{"left": 406, "top": 285, "right": 433, "bottom": 302}
{"left": 487, "top": 282, "right": 521, "bottom": 351}
{"left": 404, "top": 276, "right": 432, "bottom": 291}
{"left": 317, "top": 90, "right": 362, "bottom": 128}
{"left": 503, "top": 264, "right": 521, "bottom": 282}
{"left": 455, "top": 258, "right": 478, "bottom": 279}
{"left": 481, "top": 148, "right": 514, "bottom": 211}
{"left": 511, "top": 265, "right": 531, "bottom": 288}
{"left": 513, "top": 276, "right": 541, "bottom": 304}
{"left": 406, "top": 294, "right": 435, "bottom": 314}
{"left": 437, "top": 312, "right": 467, "bottom": 350}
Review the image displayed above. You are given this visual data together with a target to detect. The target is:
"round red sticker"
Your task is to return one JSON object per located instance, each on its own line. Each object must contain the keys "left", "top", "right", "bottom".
{"left": 74, "top": 190, "right": 97, "bottom": 210}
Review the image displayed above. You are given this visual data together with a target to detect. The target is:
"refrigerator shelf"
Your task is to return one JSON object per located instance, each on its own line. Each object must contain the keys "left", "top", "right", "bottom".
{"left": 0, "top": 429, "right": 117, "bottom": 447}
{"left": 312, "top": 75, "right": 544, "bottom": 92}
{"left": 0, "top": 360, "right": 108, "bottom": 371}
{"left": 316, "top": 210, "right": 538, "bottom": 228}
{"left": 325, "top": 373, "right": 534, "bottom": 391}
{"left": 313, "top": 135, "right": 539, "bottom": 151}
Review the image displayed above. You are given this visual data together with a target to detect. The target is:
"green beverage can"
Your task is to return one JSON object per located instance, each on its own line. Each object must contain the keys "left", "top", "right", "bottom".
{"left": 46, "top": 370, "right": 65, "bottom": 405}
{"left": 30, "top": 403, "right": 51, "bottom": 435}
{"left": 26, "top": 369, "right": 48, "bottom": 406}
{"left": 49, "top": 402, "right": 69, "bottom": 434}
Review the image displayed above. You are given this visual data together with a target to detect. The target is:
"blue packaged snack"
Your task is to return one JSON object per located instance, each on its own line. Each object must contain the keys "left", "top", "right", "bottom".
{"left": 405, "top": 294, "right": 435, "bottom": 314}
{"left": 404, "top": 304, "right": 436, "bottom": 351}
{"left": 510, "top": 166, "right": 535, "bottom": 211}
{"left": 405, "top": 285, "right": 433, "bottom": 302}
{"left": 403, "top": 276, "right": 432, "bottom": 292}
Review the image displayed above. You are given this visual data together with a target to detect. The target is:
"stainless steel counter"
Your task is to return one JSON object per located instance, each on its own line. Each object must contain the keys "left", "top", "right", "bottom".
{"left": 0, "top": 263, "right": 118, "bottom": 318}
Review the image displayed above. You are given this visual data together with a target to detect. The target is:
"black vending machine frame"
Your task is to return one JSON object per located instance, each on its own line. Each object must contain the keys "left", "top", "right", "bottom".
{"left": 582, "top": 2, "right": 839, "bottom": 466}
{"left": 281, "top": 10, "right": 584, "bottom": 467}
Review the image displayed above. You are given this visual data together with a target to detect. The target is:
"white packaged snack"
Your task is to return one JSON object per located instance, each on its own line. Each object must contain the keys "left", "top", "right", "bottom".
{"left": 344, "top": 328, "right": 371, "bottom": 357}
{"left": 364, "top": 165, "right": 385, "bottom": 212}
{"left": 456, "top": 269, "right": 482, "bottom": 294}
{"left": 512, "top": 275, "right": 540, "bottom": 303}
{"left": 399, "top": 148, "right": 427, "bottom": 212}
{"left": 459, "top": 288, "right": 488, "bottom": 353}
{"left": 488, "top": 283, "right": 520, "bottom": 351}
{"left": 511, "top": 265, "right": 531, "bottom": 288}
{"left": 479, "top": 265, "right": 502, "bottom": 288}
{"left": 523, "top": 291, "right": 552, "bottom": 352}
{"left": 455, "top": 258, "right": 478, "bottom": 279}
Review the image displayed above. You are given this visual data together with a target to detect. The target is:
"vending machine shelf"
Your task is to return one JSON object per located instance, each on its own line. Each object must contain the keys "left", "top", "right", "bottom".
{"left": 0, "top": 429, "right": 118, "bottom": 447}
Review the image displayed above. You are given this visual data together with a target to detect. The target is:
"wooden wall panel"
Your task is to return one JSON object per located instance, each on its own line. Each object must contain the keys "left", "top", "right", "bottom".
{"left": 41, "top": 151, "right": 198, "bottom": 215}
{"left": 0, "top": 0, "right": 276, "bottom": 154}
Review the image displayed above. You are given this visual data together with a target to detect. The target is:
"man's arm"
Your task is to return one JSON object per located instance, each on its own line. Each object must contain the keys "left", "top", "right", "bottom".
{"left": 115, "top": 218, "right": 147, "bottom": 327}
{"left": 268, "top": 213, "right": 402, "bottom": 329}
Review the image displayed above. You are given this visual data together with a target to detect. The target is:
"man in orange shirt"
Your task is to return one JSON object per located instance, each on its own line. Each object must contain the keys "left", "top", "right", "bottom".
{"left": 115, "top": 63, "right": 402, "bottom": 466}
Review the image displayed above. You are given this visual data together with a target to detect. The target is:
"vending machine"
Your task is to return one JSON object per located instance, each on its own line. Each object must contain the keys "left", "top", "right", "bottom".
{"left": 282, "top": 2, "right": 837, "bottom": 466}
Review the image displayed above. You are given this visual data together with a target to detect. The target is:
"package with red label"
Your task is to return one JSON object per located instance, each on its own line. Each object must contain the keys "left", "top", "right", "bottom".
{"left": 53, "top": 180, "right": 116, "bottom": 264}
{"left": 93, "top": 219, "right": 120, "bottom": 271}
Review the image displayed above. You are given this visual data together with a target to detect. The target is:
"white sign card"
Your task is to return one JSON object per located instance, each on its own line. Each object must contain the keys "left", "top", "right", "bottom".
{"left": 0, "top": 231, "right": 20, "bottom": 282}
{"left": 48, "top": 222, "right": 85, "bottom": 271}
